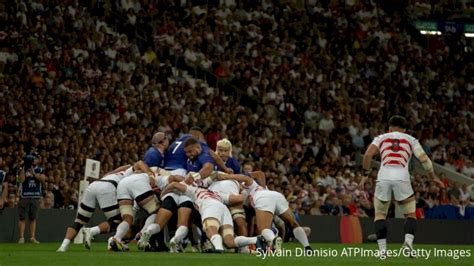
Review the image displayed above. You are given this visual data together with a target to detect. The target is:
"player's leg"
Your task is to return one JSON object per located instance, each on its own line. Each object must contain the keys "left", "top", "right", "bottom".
{"left": 373, "top": 180, "right": 391, "bottom": 256}
{"left": 29, "top": 199, "right": 40, "bottom": 243}
{"left": 395, "top": 180, "right": 417, "bottom": 255}
{"left": 139, "top": 197, "right": 175, "bottom": 249}
{"left": 133, "top": 191, "right": 159, "bottom": 249}
{"left": 57, "top": 188, "right": 97, "bottom": 252}
{"left": 169, "top": 201, "right": 193, "bottom": 252}
{"left": 230, "top": 205, "right": 248, "bottom": 236}
{"left": 221, "top": 207, "right": 258, "bottom": 249}
{"left": 255, "top": 209, "right": 277, "bottom": 248}
{"left": 18, "top": 198, "right": 28, "bottom": 243}
{"left": 203, "top": 218, "right": 224, "bottom": 252}
{"left": 278, "top": 209, "right": 311, "bottom": 249}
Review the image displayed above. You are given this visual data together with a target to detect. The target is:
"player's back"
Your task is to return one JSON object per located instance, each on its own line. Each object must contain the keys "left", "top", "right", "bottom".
{"left": 165, "top": 134, "right": 192, "bottom": 170}
{"left": 102, "top": 167, "right": 134, "bottom": 184}
{"left": 372, "top": 131, "right": 419, "bottom": 181}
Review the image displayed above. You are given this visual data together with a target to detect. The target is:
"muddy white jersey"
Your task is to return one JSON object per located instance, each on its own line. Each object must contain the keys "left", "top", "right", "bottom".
{"left": 208, "top": 180, "right": 240, "bottom": 195}
{"left": 371, "top": 131, "right": 422, "bottom": 181}
{"left": 102, "top": 166, "right": 134, "bottom": 184}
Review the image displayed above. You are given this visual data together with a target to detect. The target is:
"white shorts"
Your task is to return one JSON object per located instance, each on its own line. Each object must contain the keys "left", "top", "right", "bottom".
{"left": 117, "top": 173, "right": 152, "bottom": 201}
{"left": 82, "top": 181, "right": 120, "bottom": 219}
{"left": 375, "top": 179, "right": 414, "bottom": 202}
{"left": 200, "top": 199, "right": 233, "bottom": 227}
{"left": 253, "top": 190, "right": 289, "bottom": 216}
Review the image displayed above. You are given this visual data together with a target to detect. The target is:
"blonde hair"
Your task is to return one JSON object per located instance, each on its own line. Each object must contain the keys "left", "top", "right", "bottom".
{"left": 216, "top": 138, "right": 233, "bottom": 157}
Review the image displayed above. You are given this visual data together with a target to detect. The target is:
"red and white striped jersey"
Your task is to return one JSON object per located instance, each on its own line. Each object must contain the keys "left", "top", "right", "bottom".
{"left": 184, "top": 185, "right": 223, "bottom": 211}
{"left": 242, "top": 180, "right": 266, "bottom": 207}
{"left": 371, "top": 131, "right": 422, "bottom": 181}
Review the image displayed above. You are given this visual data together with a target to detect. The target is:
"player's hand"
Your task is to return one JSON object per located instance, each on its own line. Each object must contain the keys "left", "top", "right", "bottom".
{"left": 224, "top": 167, "right": 234, "bottom": 174}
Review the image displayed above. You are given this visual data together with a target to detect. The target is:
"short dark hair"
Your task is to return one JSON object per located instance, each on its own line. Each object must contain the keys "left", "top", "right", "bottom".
{"left": 184, "top": 137, "right": 199, "bottom": 148}
{"left": 389, "top": 115, "right": 407, "bottom": 129}
{"left": 189, "top": 126, "right": 203, "bottom": 133}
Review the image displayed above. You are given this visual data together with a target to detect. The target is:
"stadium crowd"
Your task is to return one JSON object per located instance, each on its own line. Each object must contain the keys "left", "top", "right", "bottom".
{"left": 0, "top": 0, "right": 473, "bottom": 220}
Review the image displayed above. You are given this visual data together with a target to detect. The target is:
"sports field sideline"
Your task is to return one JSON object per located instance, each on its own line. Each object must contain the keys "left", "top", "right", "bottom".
{"left": 0, "top": 243, "right": 473, "bottom": 266}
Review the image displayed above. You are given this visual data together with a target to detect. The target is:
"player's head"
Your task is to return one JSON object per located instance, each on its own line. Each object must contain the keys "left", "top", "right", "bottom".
{"left": 152, "top": 132, "right": 169, "bottom": 150}
{"left": 184, "top": 137, "right": 201, "bottom": 161}
{"left": 216, "top": 138, "right": 232, "bottom": 161}
{"left": 243, "top": 162, "right": 254, "bottom": 174}
{"left": 189, "top": 126, "right": 205, "bottom": 141}
{"left": 388, "top": 115, "right": 407, "bottom": 132}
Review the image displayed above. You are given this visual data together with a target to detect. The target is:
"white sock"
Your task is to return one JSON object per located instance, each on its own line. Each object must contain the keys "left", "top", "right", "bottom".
{"left": 114, "top": 221, "right": 129, "bottom": 242}
{"left": 60, "top": 238, "right": 71, "bottom": 249}
{"left": 261, "top": 228, "right": 276, "bottom": 243}
{"left": 90, "top": 226, "right": 101, "bottom": 236}
{"left": 293, "top": 227, "right": 309, "bottom": 247}
{"left": 377, "top": 239, "right": 387, "bottom": 251}
{"left": 405, "top": 234, "right": 414, "bottom": 246}
{"left": 146, "top": 223, "right": 161, "bottom": 235}
{"left": 141, "top": 214, "right": 157, "bottom": 233}
{"left": 173, "top": 226, "right": 189, "bottom": 243}
{"left": 210, "top": 234, "right": 224, "bottom": 250}
{"left": 234, "top": 236, "right": 257, "bottom": 247}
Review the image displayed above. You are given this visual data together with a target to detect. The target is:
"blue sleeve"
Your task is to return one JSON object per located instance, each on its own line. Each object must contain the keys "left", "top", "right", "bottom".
{"left": 197, "top": 149, "right": 214, "bottom": 167}
{"left": 231, "top": 158, "right": 241, "bottom": 174}
{"left": 144, "top": 149, "right": 162, "bottom": 167}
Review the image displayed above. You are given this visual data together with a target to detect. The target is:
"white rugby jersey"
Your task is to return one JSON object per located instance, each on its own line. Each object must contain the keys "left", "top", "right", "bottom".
{"left": 242, "top": 180, "right": 266, "bottom": 207}
{"left": 208, "top": 180, "right": 240, "bottom": 195}
{"left": 371, "top": 131, "right": 422, "bottom": 181}
{"left": 102, "top": 166, "right": 134, "bottom": 184}
{"left": 184, "top": 185, "right": 223, "bottom": 210}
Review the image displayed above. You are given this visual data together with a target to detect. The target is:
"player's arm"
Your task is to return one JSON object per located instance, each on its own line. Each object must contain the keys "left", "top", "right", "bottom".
{"left": 101, "top": 164, "right": 133, "bottom": 178}
{"left": 217, "top": 172, "right": 254, "bottom": 187}
{"left": 413, "top": 142, "right": 444, "bottom": 187}
{"left": 359, "top": 144, "right": 379, "bottom": 189}
{"left": 160, "top": 182, "right": 188, "bottom": 199}
{"left": 208, "top": 149, "right": 233, "bottom": 174}
{"left": 133, "top": 160, "right": 156, "bottom": 186}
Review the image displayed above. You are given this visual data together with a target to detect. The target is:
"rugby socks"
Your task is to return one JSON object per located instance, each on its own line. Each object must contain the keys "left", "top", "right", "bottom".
{"left": 293, "top": 227, "right": 310, "bottom": 247}
{"left": 142, "top": 214, "right": 157, "bottom": 233}
{"left": 261, "top": 228, "right": 276, "bottom": 243}
{"left": 115, "top": 221, "right": 129, "bottom": 242}
{"left": 90, "top": 226, "right": 101, "bottom": 237}
{"left": 147, "top": 223, "right": 161, "bottom": 235}
{"left": 404, "top": 217, "right": 416, "bottom": 246}
{"left": 234, "top": 236, "right": 257, "bottom": 247}
{"left": 374, "top": 219, "right": 387, "bottom": 251}
{"left": 210, "top": 234, "right": 224, "bottom": 250}
{"left": 60, "top": 239, "right": 71, "bottom": 249}
{"left": 173, "top": 226, "right": 189, "bottom": 243}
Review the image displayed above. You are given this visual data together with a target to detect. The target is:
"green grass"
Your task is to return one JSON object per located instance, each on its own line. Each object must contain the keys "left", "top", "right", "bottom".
{"left": 0, "top": 243, "right": 473, "bottom": 266}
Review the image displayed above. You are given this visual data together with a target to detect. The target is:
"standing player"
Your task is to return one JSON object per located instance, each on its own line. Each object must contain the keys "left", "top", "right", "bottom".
{"left": 358, "top": 115, "right": 443, "bottom": 256}
{"left": 56, "top": 163, "right": 139, "bottom": 252}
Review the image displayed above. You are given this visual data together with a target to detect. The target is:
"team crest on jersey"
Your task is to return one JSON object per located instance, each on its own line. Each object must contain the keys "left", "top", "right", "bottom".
{"left": 391, "top": 139, "right": 401, "bottom": 152}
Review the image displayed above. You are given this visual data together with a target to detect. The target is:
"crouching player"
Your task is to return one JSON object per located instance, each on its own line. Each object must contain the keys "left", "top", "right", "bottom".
{"left": 216, "top": 172, "right": 312, "bottom": 251}
{"left": 156, "top": 182, "right": 264, "bottom": 253}
{"left": 56, "top": 162, "right": 143, "bottom": 252}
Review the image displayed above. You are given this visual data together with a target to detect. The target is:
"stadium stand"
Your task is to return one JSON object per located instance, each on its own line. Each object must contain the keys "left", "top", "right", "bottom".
{"left": 0, "top": 0, "right": 472, "bottom": 220}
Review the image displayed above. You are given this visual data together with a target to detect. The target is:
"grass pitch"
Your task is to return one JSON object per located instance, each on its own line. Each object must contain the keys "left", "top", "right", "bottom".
{"left": 0, "top": 242, "right": 473, "bottom": 266}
